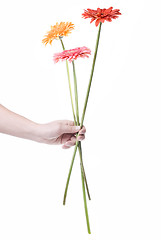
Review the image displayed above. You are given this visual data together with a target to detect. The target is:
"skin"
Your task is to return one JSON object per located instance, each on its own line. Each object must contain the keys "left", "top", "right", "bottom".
{"left": 0, "top": 104, "right": 86, "bottom": 149}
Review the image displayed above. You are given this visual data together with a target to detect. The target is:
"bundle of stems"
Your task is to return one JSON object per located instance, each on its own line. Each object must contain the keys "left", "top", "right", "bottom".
{"left": 59, "top": 22, "right": 102, "bottom": 234}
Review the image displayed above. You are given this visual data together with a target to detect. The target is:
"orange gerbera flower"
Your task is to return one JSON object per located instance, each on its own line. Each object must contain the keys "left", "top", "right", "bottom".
{"left": 42, "top": 22, "right": 75, "bottom": 45}
{"left": 82, "top": 7, "right": 121, "bottom": 27}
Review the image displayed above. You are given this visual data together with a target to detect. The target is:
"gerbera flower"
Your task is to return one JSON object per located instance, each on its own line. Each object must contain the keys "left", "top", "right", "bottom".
{"left": 53, "top": 46, "right": 91, "bottom": 63}
{"left": 82, "top": 7, "right": 121, "bottom": 27}
{"left": 42, "top": 22, "right": 75, "bottom": 45}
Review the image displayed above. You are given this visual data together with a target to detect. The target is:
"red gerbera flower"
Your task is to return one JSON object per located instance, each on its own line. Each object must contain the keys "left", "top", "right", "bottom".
{"left": 53, "top": 46, "right": 91, "bottom": 63}
{"left": 82, "top": 7, "right": 121, "bottom": 27}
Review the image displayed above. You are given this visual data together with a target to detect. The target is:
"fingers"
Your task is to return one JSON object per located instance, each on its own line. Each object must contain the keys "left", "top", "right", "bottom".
{"left": 63, "top": 136, "right": 76, "bottom": 148}
{"left": 61, "top": 125, "right": 86, "bottom": 135}
{"left": 58, "top": 121, "right": 86, "bottom": 135}
{"left": 79, "top": 126, "right": 86, "bottom": 134}
{"left": 62, "top": 145, "right": 70, "bottom": 149}
{"left": 62, "top": 133, "right": 85, "bottom": 149}
{"left": 60, "top": 124, "right": 81, "bottom": 135}
{"left": 77, "top": 134, "right": 85, "bottom": 141}
{"left": 58, "top": 121, "right": 86, "bottom": 149}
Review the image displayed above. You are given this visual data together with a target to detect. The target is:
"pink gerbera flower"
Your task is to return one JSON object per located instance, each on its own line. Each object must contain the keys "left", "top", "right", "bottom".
{"left": 53, "top": 46, "right": 91, "bottom": 63}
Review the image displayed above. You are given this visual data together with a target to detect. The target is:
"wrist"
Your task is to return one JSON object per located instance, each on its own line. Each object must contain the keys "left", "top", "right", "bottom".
{"left": 30, "top": 123, "right": 45, "bottom": 143}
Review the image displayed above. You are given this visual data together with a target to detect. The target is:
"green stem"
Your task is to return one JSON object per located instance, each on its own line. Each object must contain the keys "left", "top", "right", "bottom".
{"left": 78, "top": 142, "right": 91, "bottom": 200}
{"left": 80, "top": 22, "right": 102, "bottom": 127}
{"left": 72, "top": 61, "right": 79, "bottom": 125}
{"left": 63, "top": 142, "right": 78, "bottom": 205}
{"left": 72, "top": 61, "right": 91, "bottom": 233}
{"left": 59, "top": 38, "right": 91, "bottom": 205}
{"left": 59, "top": 37, "right": 76, "bottom": 124}
{"left": 72, "top": 61, "right": 91, "bottom": 198}
{"left": 62, "top": 22, "right": 102, "bottom": 205}
{"left": 79, "top": 142, "right": 91, "bottom": 234}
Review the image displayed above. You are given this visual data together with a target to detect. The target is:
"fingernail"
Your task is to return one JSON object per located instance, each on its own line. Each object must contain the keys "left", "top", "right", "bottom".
{"left": 76, "top": 126, "right": 80, "bottom": 131}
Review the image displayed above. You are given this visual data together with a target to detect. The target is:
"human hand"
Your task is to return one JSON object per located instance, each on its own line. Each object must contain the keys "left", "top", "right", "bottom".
{"left": 37, "top": 120, "right": 86, "bottom": 149}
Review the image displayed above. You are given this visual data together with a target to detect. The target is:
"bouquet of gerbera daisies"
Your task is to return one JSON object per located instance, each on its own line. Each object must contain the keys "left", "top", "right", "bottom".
{"left": 42, "top": 7, "right": 121, "bottom": 234}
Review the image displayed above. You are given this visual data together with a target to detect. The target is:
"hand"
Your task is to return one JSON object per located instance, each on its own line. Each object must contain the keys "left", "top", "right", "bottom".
{"left": 37, "top": 120, "right": 86, "bottom": 149}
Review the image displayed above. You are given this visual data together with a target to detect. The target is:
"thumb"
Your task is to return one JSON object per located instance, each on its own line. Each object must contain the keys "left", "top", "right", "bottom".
{"left": 60, "top": 124, "right": 81, "bottom": 134}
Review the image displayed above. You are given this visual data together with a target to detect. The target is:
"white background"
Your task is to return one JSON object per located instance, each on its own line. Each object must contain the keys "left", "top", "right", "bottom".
{"left": 0, "top": 0, "right": 161, "bottom": 239}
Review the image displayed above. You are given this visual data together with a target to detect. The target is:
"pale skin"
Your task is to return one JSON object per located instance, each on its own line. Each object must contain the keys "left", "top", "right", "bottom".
{"left": 0, "top": 104, "right": 86, "bottom": 149}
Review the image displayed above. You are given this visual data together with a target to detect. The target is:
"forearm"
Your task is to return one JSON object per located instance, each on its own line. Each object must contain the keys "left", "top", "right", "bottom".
{"left": 0, "top": 104, "right": 41, "bottom": 142}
